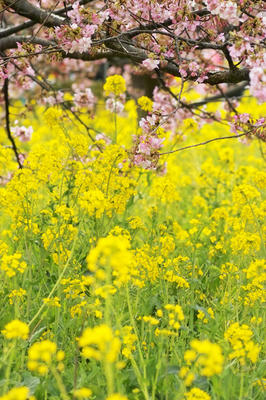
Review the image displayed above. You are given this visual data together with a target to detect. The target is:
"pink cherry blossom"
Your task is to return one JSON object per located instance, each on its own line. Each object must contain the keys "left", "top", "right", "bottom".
{"left": 106, "top": 98, "right": 124, "bottom": 113}
{"left": 11, "top": 124, "right": 33, "bottom": 142}
{"left": 142, "top": 59, "right": 160, "bottom": 71}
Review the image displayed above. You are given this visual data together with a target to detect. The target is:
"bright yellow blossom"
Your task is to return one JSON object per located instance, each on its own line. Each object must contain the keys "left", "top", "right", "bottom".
{"left": 224, "top": 322, "right": 260, "bottom": 365}
{"left": 106, "top": 395, "right": 128, "bottom": 400}
{"left": 184, "top": 387, "right": 211, "bottom": 400}
{"left": 137, "top": 96, "right": 153, "bottom": 112}
{"left": 27, "top": 340, "right": 64, "bottom": 375}
{"left": 0, "top": 387, "right": 35, "bottom": 400}
{"left": 1, "top": 320, "right": 29, "bottom": 340}
{"left": 79, "top": 324, "right": 121, "bottom": 363}
{"left": 73, "top": 388, "right": 92, "bottom": 398}
{"left": 184, "top": 340, "right": 223, "bottom": 377}
{"left": 104, "top": 75, "right": 126, "bottom": 96}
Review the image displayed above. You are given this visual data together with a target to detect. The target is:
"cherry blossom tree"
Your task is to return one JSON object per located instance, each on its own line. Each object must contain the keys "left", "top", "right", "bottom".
{"left": 0, "top": 0, "right": 265, "bottom": 169}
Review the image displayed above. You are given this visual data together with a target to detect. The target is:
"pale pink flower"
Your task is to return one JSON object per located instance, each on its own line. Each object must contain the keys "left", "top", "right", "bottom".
{"left": 11, "top": 124, "right": 33, "bottom": 142}
{"left": 249, "top": 67, "right": 266, "bottom": 103}
{"left": 74, "top": 88, "right": 95, "bottom": 108}
{"left": 106, "top": 98, "right": 124, "bottom": 113}
{"left": 142, "top": 58, "right": 160, "bottom": 71}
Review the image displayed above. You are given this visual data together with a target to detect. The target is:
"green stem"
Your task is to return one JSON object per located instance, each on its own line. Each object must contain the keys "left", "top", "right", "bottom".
{"left": 126, "top": 285, "right": 149, "bottom": 400}
{"left": 239, "top": 370, "right": 244, "bottom": 400}
{"left": 105, "top": 154, "right": 121, "bottom": 198}
{"left": 104, "top": 360, "right": 114, "bottom": 396}
{"left": 114, "top": 97, "right": 117, "bottom": 144}
{"left": 151, "top": 338, "right": 163, "bottom": 400}
{"left": 2, "top": 342, "right": 16, "bottom": 395}
{"left": 246, "top": 197, "right": 265, "bottom": 255}
{"left": 51, "top": 365, "right": 71, "bottom": 400}
{"left": 29, "top": 234, "right": 78, "bottom": 327}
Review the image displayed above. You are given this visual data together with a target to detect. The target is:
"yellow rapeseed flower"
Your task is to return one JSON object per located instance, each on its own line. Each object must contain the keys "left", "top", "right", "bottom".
{"left": 1, "top": 320, "right": 29, "bottom": 340}
{"left": 184, "top": 387, "right": 211, "bottom": 400}
{"left": 73, "top": 388, "right": 92, "bottom": 398}
{"left": 137, "top": 96, "right": 153, "bottom": 112}
{"left": 0, "top": 253, "right": 27, "bottom": 277}
{"left": 185, "top": 339, "right": 223, "bottom": 377}
{"left": 103, "top": 75, "right": 126, "bottom": 96}
{"left": 224, "top": 322, "right": 260, "bottom": 365}
{"left": 8, "top": 288, "right": 27, "bottom": 305}
{"left": 106, "top": 395, "right": 128, "bottom": 400}
{"left": 27, "top": 340, "right": 64, "bottom": 375}
{"left": 79, "top": 324, "right": 121, "bottom": 363}
{"left": 0, "top": 386, "right": 35, "bottom": 400}
{"left": 87, "top": 234, "right": 133, "bottom": 285}
{"left": 43, "top": 297, "right": 61, "bottom": 308}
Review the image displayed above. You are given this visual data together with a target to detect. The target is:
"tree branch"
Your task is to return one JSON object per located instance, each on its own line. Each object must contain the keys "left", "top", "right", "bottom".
{"left": 3, "top": 0, "right": 65, "bottom": 27}
{"left": 0, "top": 33, "right": 250, "bottom": 86}
{"left": 184, "top": 82, "right": 247, "bottom": 108}
{"left": 159, "top": 133, "right": 249, "bottom": 156}
{"left": 0, "top": 0, "right": 94, "bottom": 38}
{"left": 2, "top": 78, "right": 23, "bottom": 169}
{"left": 0, "top": 35, "right": 116, "bottom": 61}
{"left": 0, "top": 35, "right": 54, "bottom": 52}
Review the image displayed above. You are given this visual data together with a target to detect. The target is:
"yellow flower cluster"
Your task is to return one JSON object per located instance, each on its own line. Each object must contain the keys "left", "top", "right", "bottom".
{"left": 232, "top": 184, "right": 260, "bottom": 205}
{"left": 160, "top": 234, "right": 175, "bottom": 257}
{"left": 137, "top": 96, "right": 153, "bottom": 112}
{"left": 87, "top": 233, "right": 133, "bottom": 286}
{"left": 0, "top": 387, "right": 35, "bottom": 400}
{"left": 197, "top": 308, "right": 214, "bottom": 324}
{"left": 79, "top": 324, "right": 121, "bottom": 363}
{"left": 164, "top": 304, "right": 184, "bottom": 330}
{"left": 0, "top": 253, "right": 27, "bottom": 277}
{"left": 142, "top": 316, "right": 160, "bottom": 326}
{"left": 1, "top": 320, "right": 29, "bottom": 340}
{"left": 121, "top": 326, "right": 137, "bottom": 359}
{"left": 184, "top": 387, "right": 211, "bottom": 400}
{"left": 127, "top": 216, "right": 145, "bottom": 230}
{"left": 43, "top": 296, "right": 61, "bottom": 308}
{"left": 106, "top": 395, "right": 128, "bottom": 400}
{"left": 76, "top": 146, "right": 136, "bottom": 219}
{"left": 8, "top": 288, "right": 27, "bottom": 304}
{"left": 224, "top": 322, "right": 260, "bottom": 365}
{"left": 73, "top": 388, "right": 92, "bottom": 399}
{"left": 242, "top": 259, "right": 266, "bottom": 305}
{"left": 27, "top": 340, "right": 65, "bottom": 375}
{"left": 103, "top": 75, "right": 126, "bottom": 96}
{"left": 42, "top": 222, "right": 77, "bottom": 265}
{"left": 184, "top": 339, "right": 224, "bottom": 377}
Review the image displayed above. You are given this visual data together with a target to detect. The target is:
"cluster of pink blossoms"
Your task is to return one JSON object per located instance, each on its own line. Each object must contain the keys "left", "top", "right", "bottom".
{"left": 206, "top": 0, "right": 240, "bottom": 26}
{"left": 44, "top": 91, "right": 64, "bottom": 106}
{"left": 249, "top": 66, "right": 266, "bottom": 103}
{"left": 52, "top": 1, "right": 110, "bottom": 54}
{"left": 73, "top": 87, "right": 95, "bottom": 111}
{"left": 11, "top": 123, "right": 33, "bottom": 142}
{"left": 131, "top": 114, "right": 165, "bottom": 170}
{"left": 230, "top": 114, "right": 266, "bottom": 143}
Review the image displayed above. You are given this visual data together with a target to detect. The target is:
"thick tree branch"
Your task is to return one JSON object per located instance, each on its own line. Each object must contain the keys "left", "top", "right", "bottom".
{"left": 186, "top": 83, "right": 247, "bottom": 108}
{"left": 104, "top": 39, "right": 250, "bottom": 85}
{"left": 0, "top": 0, "right": 94, "bottom": 38}
{"left": 0, "top": 35, "right": 54, "bottom": 51}
{"left": 0, "top": 34, "right": 250, "bottom": 86}
{"left": 0, "top": 20, "right": 35, "bottom": 39}
{"left": 0, "top": 35, "right": 116, "bottom": 61}
{"left": 3, "top": 0, "right": 65, "bottom": 27}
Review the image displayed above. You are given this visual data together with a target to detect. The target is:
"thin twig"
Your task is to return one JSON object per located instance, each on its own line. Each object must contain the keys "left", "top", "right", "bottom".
{"left": 2, "top": 78, "right": 23, "bottom": 168}
{"left": 159, "top": 133, "right": 248, "bottom": 155}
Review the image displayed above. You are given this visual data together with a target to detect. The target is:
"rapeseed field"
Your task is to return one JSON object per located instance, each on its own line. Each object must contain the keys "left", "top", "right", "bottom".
{"left": 0, "top": 80, "right": 265, "bottom": 400}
